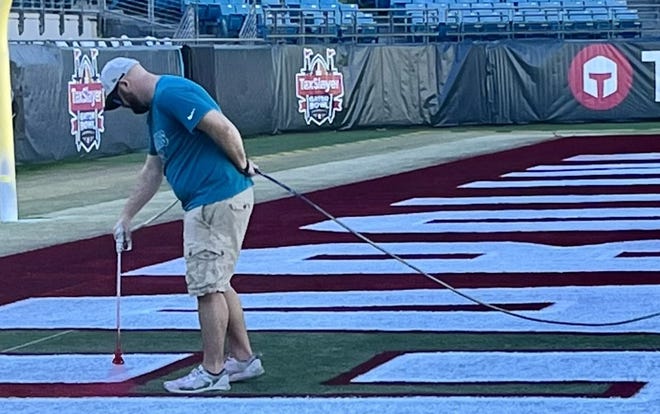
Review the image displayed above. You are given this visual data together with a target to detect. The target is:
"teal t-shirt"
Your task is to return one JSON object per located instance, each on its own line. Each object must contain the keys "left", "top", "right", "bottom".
{"left": 148, "top": 76, "right": 252, "bottom": 211}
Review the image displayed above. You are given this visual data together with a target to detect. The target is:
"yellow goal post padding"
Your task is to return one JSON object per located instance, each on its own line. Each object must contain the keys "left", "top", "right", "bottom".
{"left": 0, "top": 0, "right": 17, "bottom": 222}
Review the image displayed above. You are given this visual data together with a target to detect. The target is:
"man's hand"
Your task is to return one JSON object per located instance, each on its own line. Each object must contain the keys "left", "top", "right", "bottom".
{"left": 113, "top": 219, "right": 133, "bottom": 253}
{"left": 241, "top": 159, "right": 259, "bottom": 177}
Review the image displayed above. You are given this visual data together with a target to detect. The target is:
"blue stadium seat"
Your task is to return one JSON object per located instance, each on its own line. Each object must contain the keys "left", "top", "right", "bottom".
{"left": 605, "top": 0, "right": 626, "bottom": 6}
{"left": 539, "top": 1, "right": 562, "bottom": 11}
{"left": 391, "top": 0, "right": 412, "bottom": 10}
{"left": 405, "top": 3, "right": 442, "bottom": 33}
{"left": 319, "top": 0, "right": 339, "bottom": 7}
{"left": 517, "top": 1, "right": 541, "bottom": 11}
{"left": 263, "top": 10, "right": 300, "bottom": 35}
{"left": 357, "top": 11, "right": 378, "bottom": 34}
{"left": 590, "top": 5, "right": 609, "bottom": 14}
{"left": 339, "top": 8, "right": 377, "bottom": 41}
{"left": 492, "top": 2, "right": 514, "bottom": 12}
{"left": 299, "top": 3, "right": 330, "bottom": 34}
{"left": 445, "top": 9, "right": 461, "bottom": 38}
{"left": 461, "top": 11, "right": 480, "bottom": 36}
{"left": 564, "top": 10, "right": 596, "bottom": 36}
{"left": 591, "top": 8, "right": 612, "bottom": 32}
{"left": 480, "top": 10, "right": 507, "bottom": 34}
{"left": 221, "top": 0, "right": 639, "bottom": 40}
{"left": 545, "top": 10, "right": 561, "bottom": 30}
{"left": 261, "top": 0, "right": 283, "bottom": 7}
{"left": 512, "top": 8, "right": 558, "bottom": 36}
{"left": 286, "top": 0, "right": 302, "bottom": 8}
{"left": 407, "top": 8, "right": 426, "bottom": 28}
{"left": 218, "top": 3, "right": 243, "bottom": 36}
{"left": 512, "top": 10, "right": 527, "bottom": 32}
{"left": 319, "top": 0, "right": 341, "bottom": 26}
{"left": 562, "top": 0, "right": 585, "bottom": 11}
{"left": 193, "top": 0, "right": 223, "bottom": 20}
{"left": 613, "top": 8, "right": 641, "bottom": 37}
{"left": 583, "top": 0, "right": 607, "bottom": 8}
{"left": 300, "top": 0, "right": 319, "bottom": 8}
{"left": 471, "top": 2, "right": 493, "bottom": 11}
{"left": 523, "top": 9, "right": 548, "bottom": 32}
{"left": 338, "top": 3, "right": 359, "bottom": 34}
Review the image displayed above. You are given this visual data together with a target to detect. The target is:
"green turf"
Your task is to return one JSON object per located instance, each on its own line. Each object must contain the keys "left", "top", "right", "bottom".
{"left": 242, "top": 127, "right": 428, "bottom": 156}
{"left": 2, "top": 330, "right": 658, "bottom": 396}
{"left": 15, "top": 127, "right": 421, "bottom": 173}
{"left": 17, "top": 122, "right": 660, "bottom": 173}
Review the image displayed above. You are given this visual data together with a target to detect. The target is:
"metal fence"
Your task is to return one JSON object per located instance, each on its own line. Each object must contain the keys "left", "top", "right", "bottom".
{"left": 10, "top": 0, "right": 183, "bottom": 38}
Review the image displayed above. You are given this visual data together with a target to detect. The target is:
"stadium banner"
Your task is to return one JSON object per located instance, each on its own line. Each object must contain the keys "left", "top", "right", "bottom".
{"left": 214, "top": 45, "right": 275, "bottom": 136}
{"left": 268, "top": 41, "right": 660, "bottom": 130}
{"left": 271, "top": 44, "right": 445, "bottom": 131}
{"left": 11, "top": 40, "right": 660, "bottom": 163}
{"left": 9, "top": 44, "right": 182, "bottom": 163}
{"left": 271, "top": 44, "right": 349, "bottom": 132}
{"left": 432, "top": 42, "right": 489, "bottom": 126}
{"left": 183, "top": 44, "right": 275, "bottom": 137}
{"left": 488, "top": 40, "right": 659, "bottom": 124}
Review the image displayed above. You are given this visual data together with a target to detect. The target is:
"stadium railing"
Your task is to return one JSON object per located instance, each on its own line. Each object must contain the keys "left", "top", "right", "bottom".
{"left": 8, "top": 0, "right": 660, "bottom": 42}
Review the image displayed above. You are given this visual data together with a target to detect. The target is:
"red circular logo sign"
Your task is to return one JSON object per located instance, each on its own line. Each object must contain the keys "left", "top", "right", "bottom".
{"left": 568, "top": 44, "right": 633, "bottom": 111}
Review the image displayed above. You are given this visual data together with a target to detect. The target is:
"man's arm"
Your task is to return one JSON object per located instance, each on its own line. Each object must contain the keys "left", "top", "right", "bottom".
{"left": 196, "top": 110, "right": 256, "bottom": 175}
{"left": 114, "top": 154, "right": 164, "bottom": 244}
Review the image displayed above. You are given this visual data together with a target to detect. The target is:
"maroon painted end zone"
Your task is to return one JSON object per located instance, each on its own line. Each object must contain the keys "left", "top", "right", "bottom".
{"left": 1, "top": 134, "right": 660, "bottom": 305}
{"left": 324, "top": 351, "right": 403, "bottom": 385}
{"left": 0, "top": 134, "right": 659, "bottom": 399}
{"left": 0, "top": 382, "right": 135, "bottom": 398}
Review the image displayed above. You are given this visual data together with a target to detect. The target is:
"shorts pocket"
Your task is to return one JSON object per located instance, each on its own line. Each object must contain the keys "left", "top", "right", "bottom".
{"left": 185, "top": 248, "right": 225, "bottom": 293}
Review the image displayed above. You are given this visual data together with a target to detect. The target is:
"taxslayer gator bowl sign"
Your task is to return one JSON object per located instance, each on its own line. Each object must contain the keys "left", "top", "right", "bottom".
{"left": 295, "top": 48, "right": 344, "bottom": 126}
{"left": 67, "top": 48, "right": 105, "bottom": 153}
{"left": 568, "top": 44, "right": 633, "bottom": 111}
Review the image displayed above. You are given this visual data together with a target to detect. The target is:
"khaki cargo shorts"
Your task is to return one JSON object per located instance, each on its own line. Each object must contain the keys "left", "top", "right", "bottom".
{"left": 183, "top": 188, "right": 254, "bottom": 296}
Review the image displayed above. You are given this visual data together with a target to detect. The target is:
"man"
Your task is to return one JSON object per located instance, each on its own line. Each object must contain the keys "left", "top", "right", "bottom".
{"left": 100, "top": 57, "right": 264, "bottom": 393}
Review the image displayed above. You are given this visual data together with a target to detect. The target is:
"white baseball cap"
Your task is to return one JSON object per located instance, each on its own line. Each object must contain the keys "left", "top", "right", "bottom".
{"left": 100, "top": 57, "right": 139, "bottom": 110}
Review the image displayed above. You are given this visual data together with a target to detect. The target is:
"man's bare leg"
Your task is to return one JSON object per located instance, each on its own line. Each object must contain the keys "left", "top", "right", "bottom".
{"left": 224, "top": 286, "right": 253, "bottom": 360}
{"left": 198, "top": 292, "right": 228, "bottom": 374}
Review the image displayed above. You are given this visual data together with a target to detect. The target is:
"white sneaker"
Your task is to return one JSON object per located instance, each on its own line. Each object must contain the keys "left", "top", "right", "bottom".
{"left": 224, "top": 354, "right": 265, "bottom": 382}
{"left": 163, "top": 365, "right": 230, "bottom": 394}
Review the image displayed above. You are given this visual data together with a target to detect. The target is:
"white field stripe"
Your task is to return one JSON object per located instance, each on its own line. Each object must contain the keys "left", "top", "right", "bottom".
{"left": 130, "top": 240, "right": 660, "bottom": 275}
{"left": 1, "top": 330, "right": 73, "bottom": 352}
{"left": 0, "top": 354, "right": 192, "bottom": 383}
{"left": 300, "top": 208, "right": 660, "bottom": 233}
{"left": 392, "top": 194, "right": 660, "bottom": 206}
{"left": 0, "top": 286, "right": 657, "bottom": 333}
{"left": 503, "top": 168, "right": 660, "bottom": 178}
{"left": 529, "top": 163, "right": 660, "bottom": 171}
{"left": 352, "top": 351, "right": 660, "bottom": 383}
{"left": 565, "top": 153, "right": 660, "bottom": 161}
{"left": 459, "top": 178, "right": 660, "bottom": 188}
{"left": 0, "top": 395, "right": 657, "bottom": 414}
